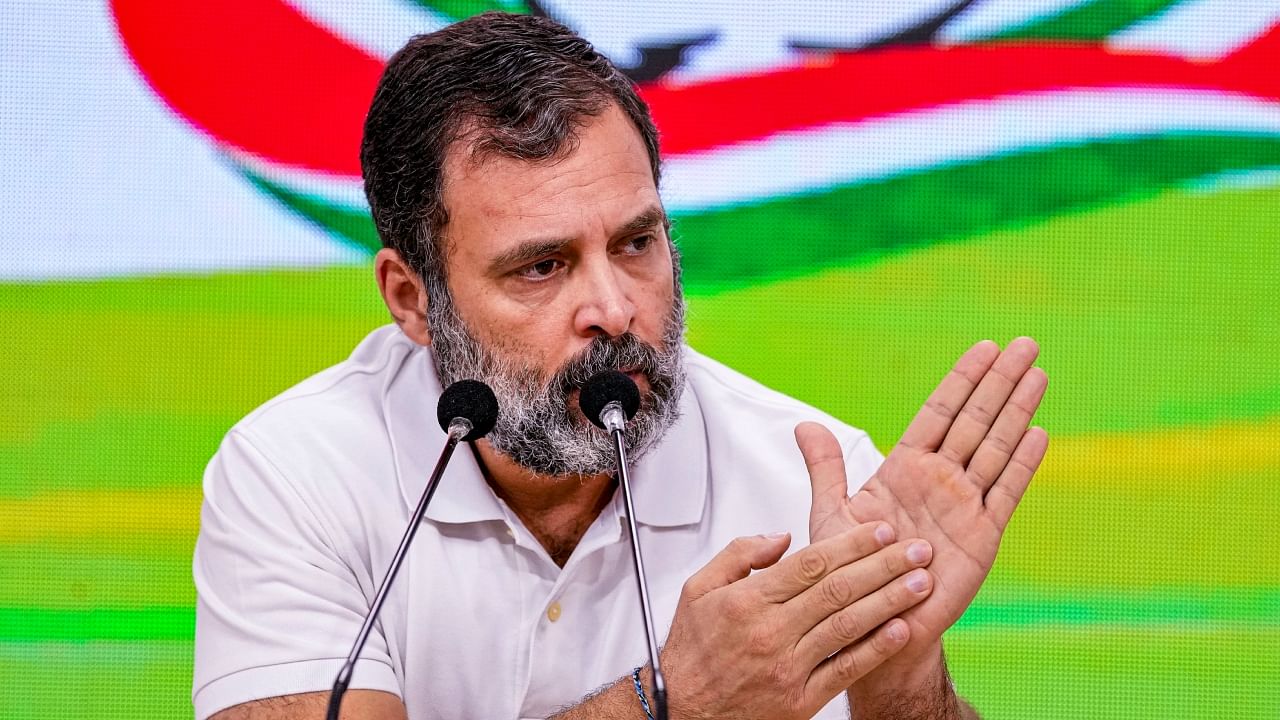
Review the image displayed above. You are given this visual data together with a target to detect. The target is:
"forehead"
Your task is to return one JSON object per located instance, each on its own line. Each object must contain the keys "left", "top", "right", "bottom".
{"left": 439, "top": 104, "right": 661, "bottom": 257}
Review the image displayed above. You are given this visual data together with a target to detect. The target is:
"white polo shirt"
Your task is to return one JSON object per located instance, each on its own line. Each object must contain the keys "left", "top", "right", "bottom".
{"left": 193, "top": 325, "right": 883, "bottom": 719}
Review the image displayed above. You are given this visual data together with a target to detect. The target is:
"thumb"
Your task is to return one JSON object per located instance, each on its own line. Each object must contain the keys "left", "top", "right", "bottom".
{"left": 795, "top": 421, "right": 849, "bottom": 539}
{"left": 682, "top": 532, "right": 791, "bottom": 601}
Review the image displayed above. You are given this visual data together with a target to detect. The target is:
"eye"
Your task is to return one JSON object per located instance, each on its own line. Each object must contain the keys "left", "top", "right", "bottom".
{"left": 621, "top": 234, "right": 654, "bottom": 255}
{"left": 516, "top": 258, "right": 563, "bottom": 281}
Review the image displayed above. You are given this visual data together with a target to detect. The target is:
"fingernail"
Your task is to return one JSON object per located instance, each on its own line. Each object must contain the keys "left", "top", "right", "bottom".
{"left": 874, "top": 524, "right": 895, "bottom": 546}
{"left": 907, "top": 541, "right": 930, "bottom": 564}
{"left": 887, "top": 621, "right": 907, "bottom": 643}
{"left": 762, "top": 531, "right": 789, "bottom": 539}
{"left": 906, "top": 569, "right": 930, "bottom": 593}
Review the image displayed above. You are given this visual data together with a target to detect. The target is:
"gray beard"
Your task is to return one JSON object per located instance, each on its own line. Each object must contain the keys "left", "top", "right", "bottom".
{"left": 426, "top": 288, "right": 687, "bottom": 477}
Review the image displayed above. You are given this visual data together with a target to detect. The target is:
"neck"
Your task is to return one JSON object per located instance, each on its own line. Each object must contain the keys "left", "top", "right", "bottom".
{"left": 471, "top": 440, "right": 616, "bottom": 567}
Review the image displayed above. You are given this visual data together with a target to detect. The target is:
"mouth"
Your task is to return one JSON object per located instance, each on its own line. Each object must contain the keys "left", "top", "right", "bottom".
{"left": 565, "top": 368, "right": 651, "bottom": 413}
{"left": 619, "top": 367, "right": 651, "bottom": 392}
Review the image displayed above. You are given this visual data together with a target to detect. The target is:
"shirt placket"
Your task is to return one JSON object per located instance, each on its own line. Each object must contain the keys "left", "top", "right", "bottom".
{"left": 512, "top": 496, "right": 625, "bottom": 718}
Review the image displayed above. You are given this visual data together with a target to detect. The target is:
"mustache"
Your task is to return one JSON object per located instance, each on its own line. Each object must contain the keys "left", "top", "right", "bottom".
{"left": 549, "top": 333, "right": 664, "bottom": 397}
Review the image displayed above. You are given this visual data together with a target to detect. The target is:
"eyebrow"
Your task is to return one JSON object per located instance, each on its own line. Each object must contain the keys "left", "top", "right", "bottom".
{"left": 617, "top": 205, "right": 669, "bottom": 236}
{"left": 486, "top": 205, "right": 669, "bottom": 275}
{"left": 487, "top": 238, "right": 570, "bottom": 275}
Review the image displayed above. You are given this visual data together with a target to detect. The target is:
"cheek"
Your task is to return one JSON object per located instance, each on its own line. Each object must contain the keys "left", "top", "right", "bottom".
{"left": 632, "top": 269, "right": 677, "bottom": 336}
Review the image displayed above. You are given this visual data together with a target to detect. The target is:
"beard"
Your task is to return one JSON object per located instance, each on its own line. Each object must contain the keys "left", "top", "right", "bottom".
{"left": 426, "top": 285, "right": 687, "bottom": 477}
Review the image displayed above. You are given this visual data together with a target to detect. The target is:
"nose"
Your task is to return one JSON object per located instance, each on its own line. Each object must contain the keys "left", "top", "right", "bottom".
{"left": 572, "top": 258, "right": 635, "bottom": 339}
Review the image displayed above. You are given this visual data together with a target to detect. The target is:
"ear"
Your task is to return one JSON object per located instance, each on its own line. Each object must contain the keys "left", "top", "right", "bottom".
{"left": 375, "top": 247, "right": 432, "bottom": 346}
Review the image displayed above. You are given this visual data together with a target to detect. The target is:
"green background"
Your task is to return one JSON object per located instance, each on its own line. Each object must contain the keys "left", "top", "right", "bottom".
{"left": 3, "top": 0, "right": 1280, "bottom": 716}
{"left": 3, "top": 182, "right": 1278, "bottom": 717}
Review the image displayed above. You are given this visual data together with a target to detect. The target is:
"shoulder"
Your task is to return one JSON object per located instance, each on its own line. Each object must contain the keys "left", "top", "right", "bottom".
{"left": 201, "top": 325, "right": 422, "bottom": 537}
{"left": 233, "top": 324, "right": 416, "bottom": 447}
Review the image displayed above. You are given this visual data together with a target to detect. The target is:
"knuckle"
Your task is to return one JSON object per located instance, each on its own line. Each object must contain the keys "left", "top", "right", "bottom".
{"left": 829, "top": 608, "right": 865, "bottom": 644}
{"left": 797, "top": 548, "right": 829, "bottom": 584}
{"left": 967, "top": 464, "right": 995, "bottom": 487}
{"left": 985, "top": 432, "right": 1016, "bottom": 455}
{"left": 963, "top": 402, "right": 999, "bottom": 426}
{"left": 721, "top": 592, "right": 752, "bottom": 622}
{"left": 782, "top": 687, "right": 809, "bottom": 716}
{"left": 679, "top": 577, "right": 699, "bottom": 601}
{"left": 994, "top": 364, "right": 1023, "bottom": 385}
{"left": 767, "top": 656, "right": 792, "bottom": 688}
{"left": 745, "top": 622, "right": 776, "bottom": 657}
{"left": 890, "top": 582, "right": 914, "bottom": 609}
{"left": 880, "top": 546, "right": 905, "bottom": 577}
{"left": 1013, "top": 453, "right": 1041, "bottom": 473}
{"left": 818, "top": 572, "right": 854, "bottom": 608}
{"left": 834, "top": 648, "right": 864, "bottom": 680}
{"left": 925, "top": 397, "right": 959, "bottom": 418}
{"left": 1010, "top": 397, "right": 1039, "bottom": 417}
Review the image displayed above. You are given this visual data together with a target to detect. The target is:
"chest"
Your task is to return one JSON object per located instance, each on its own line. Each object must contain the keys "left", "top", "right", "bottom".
{"left": 377, "top": 511, "right": 692, "bottom": 719}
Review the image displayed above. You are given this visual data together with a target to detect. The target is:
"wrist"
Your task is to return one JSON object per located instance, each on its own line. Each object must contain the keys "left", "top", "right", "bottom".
{"left": 631, "top": 666, "right": 656, "bottom": 720}
{"left": 848, "top": 642, "right": 962, "bottom": 720}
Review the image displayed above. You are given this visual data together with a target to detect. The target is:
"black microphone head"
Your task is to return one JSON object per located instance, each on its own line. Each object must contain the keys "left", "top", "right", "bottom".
{"left": 579, "top": 370, "right": 641, "bottom": 429}
{"left": 437, "top": 380, "right": 499, "bottom": 441}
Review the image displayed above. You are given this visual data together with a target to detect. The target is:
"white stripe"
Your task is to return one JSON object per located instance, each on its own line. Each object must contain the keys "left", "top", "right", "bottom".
{"left": 0, "top": 1, "right": 363, "bottom": 280}
{"left": 939, "top": 0, "right": 1095, "bottom": 43}
{"left": 283, "top": 0, "right": 447, "bottom": 60}
{"left": 1108, "top": 0, "right": 1280, "bottom": 59}
{"left": 659, "top": 89, "right": 1280, "bottom": 213}
{"left": 1187, "top": 165, "right": 1280, "bottom": 192}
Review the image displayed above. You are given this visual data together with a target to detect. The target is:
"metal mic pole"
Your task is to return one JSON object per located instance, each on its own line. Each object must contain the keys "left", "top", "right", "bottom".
{"left": 602, "top": 401, "right": 668, "bottom": 720}
{"left": 325, "top": 420, "right": 470, "bottom": 720}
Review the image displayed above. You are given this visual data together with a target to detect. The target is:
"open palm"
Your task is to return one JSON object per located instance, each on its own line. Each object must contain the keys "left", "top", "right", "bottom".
{"left": 800, "top": 338, "right": 1049, "bottom": 669}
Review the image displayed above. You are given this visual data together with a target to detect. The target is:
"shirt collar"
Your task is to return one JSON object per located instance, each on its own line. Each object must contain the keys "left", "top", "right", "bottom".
{"left": 385, "top": 339, "right": 708, "bottom": 528}
{"left": 627, "top": 381, "right": 708, "bottom": 527}
{"left": 385, "top": 342, "right": 507, "bottom": 525}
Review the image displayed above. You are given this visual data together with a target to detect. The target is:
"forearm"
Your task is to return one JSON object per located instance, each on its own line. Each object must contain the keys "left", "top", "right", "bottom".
{"left": 848, "top": 648, "right": 979, "bottom": 720}
{"left": 548, "top": 671, "right": 648, "bottom": 720}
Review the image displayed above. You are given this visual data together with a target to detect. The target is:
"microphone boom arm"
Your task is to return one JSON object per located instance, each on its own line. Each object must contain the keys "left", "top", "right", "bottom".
{"left": 325, "top": 419, "right": 470, "bottom": 720}
{"left": 608, "top": 413, "right": 669, "bottom": 720}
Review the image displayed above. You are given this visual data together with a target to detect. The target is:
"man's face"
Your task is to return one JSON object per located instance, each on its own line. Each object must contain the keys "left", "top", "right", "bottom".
{"left": 428, "top": 103, "right": 685, "bottom": 476}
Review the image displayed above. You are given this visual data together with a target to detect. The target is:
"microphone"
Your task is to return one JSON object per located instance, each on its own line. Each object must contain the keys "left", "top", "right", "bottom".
{"left": 326, "top": 379, "right": 499, "bottom": 720}
{"left": 580, "top": 370, "right": 668, "bottom": 720}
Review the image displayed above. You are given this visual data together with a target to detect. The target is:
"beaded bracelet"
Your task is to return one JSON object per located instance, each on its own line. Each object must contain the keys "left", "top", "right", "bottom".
{"left": 631, "top": 666, "right": 655, "bottom": 720}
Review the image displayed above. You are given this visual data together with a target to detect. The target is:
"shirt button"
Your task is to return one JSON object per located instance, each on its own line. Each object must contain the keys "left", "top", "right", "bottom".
{"left": 505, "top": 525, "right": 515, "bottom": 538}
{"left": 546, "top": 602, "right": 562, "bottom": 623}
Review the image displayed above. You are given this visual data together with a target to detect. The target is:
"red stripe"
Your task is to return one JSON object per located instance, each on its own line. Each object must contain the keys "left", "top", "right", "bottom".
{"left": 641, "top": 30, "right": 1280, "bottom": 155}
{"left": 110, "top": 0, "right": 381, "bottom": 177}
{"left": 111, "top": 3, "right": 1280, "bottom": 176}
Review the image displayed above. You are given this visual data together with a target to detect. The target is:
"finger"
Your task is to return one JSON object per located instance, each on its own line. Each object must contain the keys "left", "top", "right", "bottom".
{"left": 795, "top": 422, "right": 848, "bottom": 535}
{"left": 966, "top": 367, "right": 1048, "bottom": 492}
{"left": 804, "top": 617, "right": 911, "bottom": 706}
{"left": 984, "top": 426, "right": 1049, "bottom": 529}
{"left": 681, "top": 533, "right": 792, "bottom": 601}
{"left": 786, "top": 538, "right": 931, "bottom": 632}
{"left": 899, "top": 340, "right": 1000, "bottom": 451}
{"left": 753, "top": 524, "right": 897, "bottom": 603}
{"left": 937, "top": 337, "right": 1040, "bottom": 466}
{"left": 796, "top": 566, "right": 932, "bottom": 669}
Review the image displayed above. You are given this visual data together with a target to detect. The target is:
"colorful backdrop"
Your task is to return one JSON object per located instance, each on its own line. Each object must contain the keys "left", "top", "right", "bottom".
{"left": 2, "top": 1, "right": 1278, "bottom": 717}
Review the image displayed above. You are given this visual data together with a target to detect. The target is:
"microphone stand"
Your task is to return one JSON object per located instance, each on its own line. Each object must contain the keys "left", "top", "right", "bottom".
{"left": 325, "top": 418, "right": 472, "bottom": 720}
{"left": 601, "top": 402, "right": 668, "bottom": 720}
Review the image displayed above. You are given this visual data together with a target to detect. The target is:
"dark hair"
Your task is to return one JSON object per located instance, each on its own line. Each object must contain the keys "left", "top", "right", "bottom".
{"left": 360, "top": 12, "right": 662, "bottom": 293}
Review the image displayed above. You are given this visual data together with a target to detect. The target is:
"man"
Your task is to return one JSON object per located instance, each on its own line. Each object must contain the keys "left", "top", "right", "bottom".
{"left": 193, "top": 12, "right": 1048, "bottom": 720}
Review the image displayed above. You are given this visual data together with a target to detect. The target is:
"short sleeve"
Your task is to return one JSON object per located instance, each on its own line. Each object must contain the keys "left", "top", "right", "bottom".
{"left": 192, "top": 430, "right": 400, "bottom": 719}
{"left": 843, "top": 432, "right": 886, "bottom": 494}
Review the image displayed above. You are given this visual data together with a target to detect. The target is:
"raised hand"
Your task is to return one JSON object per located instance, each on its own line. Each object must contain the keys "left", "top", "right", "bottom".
{"left": 799, "top": 337, "right": 1049, "bottom": 677}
